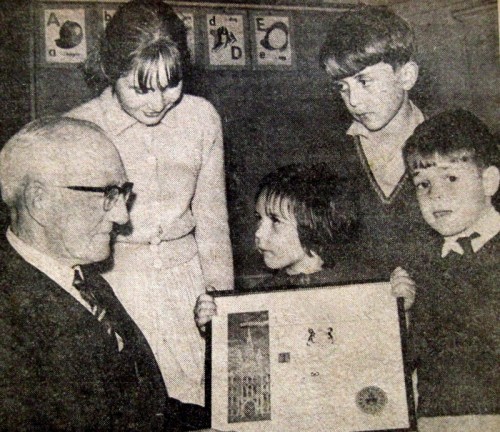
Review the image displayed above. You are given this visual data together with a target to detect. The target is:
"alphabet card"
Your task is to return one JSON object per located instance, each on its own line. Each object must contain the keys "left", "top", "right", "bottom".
{"left": 100, "top": 7, "right": 196, "bottom": 64}
{"left": 44, "top": 9, "right": 87, "bottom": 63}
{"left": 206, "top": 13, "right": 247, "bottom": 67}
{"left": 251, "top": 14, "right": 293, "bottom": 68}
{"left": 101, "top": 8, "right": 117, "bottom": 29}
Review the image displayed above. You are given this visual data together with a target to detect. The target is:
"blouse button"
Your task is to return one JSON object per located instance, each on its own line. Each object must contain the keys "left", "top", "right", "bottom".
{"left": 153, "top": 258, "right": 163, "bottom": 269}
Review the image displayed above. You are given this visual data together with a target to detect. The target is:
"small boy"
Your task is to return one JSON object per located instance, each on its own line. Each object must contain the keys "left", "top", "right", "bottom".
{"left": 253, "top": 163, "right": 365, "bottom": 287}
{"left": 393, "top": 109, "right": 499, "bottom": 431}
{"left": 319, "top": 6, "right": 430, "bottom": 278}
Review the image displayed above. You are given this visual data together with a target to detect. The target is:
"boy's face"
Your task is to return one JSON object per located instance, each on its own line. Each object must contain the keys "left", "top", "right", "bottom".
{"left": 331, "top": 62, "right": 415, "bottom": 132}
{"left": 255, "top": 196, "right": 308, "bottom": 274}
{"left": 411, "top": 153, "right": 495, "bottom": 237}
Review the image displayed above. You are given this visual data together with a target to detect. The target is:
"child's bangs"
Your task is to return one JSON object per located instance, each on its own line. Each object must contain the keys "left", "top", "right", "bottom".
{"left": 325, "top": 49, "right": 384, "bottom": 80}
{"left": 408, "top": 150, "right": 475, "bottom": 171}
{"left": 260, "top": 189, "right": 295, "bottom": 220}
{"left": 133, "top": 44, "right": 183, "bottom": 92}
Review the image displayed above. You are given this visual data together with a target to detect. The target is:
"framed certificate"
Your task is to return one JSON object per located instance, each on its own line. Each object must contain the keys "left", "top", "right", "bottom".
{"left": 207, "top": 282, "right": 416, "bottom": 432}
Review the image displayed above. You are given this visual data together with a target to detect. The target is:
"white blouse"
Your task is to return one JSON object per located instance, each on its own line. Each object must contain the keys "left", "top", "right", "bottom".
{"left": 67, "top": 88, "right": 234, "bottom": 290}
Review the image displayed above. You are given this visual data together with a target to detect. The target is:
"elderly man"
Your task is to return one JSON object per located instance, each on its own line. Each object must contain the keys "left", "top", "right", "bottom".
{"left": 0, "top": 117, "right": 223, "bottom": 431}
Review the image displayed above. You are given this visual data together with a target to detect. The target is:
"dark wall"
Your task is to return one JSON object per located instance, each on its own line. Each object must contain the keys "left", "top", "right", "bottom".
{"left": 0, "top": 1, "right": 32, "bottom": 146}
{"left": 0, "top": 1, "right": 33, "bottom": 229}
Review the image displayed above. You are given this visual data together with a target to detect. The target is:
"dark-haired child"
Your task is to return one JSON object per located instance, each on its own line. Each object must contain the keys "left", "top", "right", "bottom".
{"left": 392, "top": 109, "right": 499, "bottom": 431}
{"left": 253, "top": 163, "right": 367, "bottom": 288}
{"left": 319, "top": 6, "right": 430, "bottom": 278}
{"left": 194, "top": 164, "right": 365, "bottom": 330}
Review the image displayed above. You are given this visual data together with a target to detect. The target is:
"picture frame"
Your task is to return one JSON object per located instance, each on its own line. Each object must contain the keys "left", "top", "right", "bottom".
{"left": 207, "top": 281, "right": 416, "bottom": 432}
{"left": 38, "top": 3, "right": 93, "bottom": 66}
{"left": 249, "top": 12, "right": 295, "bottom": 70}
{"left": 203, "top": 10, "right": 249, "bottom": 69}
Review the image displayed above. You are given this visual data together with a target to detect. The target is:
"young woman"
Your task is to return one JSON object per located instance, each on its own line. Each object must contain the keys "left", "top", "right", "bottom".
{"left": 67, "top": 0, "right": 233, "bottom": 405}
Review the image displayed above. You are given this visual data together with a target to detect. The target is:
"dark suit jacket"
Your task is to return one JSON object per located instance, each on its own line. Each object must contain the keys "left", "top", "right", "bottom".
{"left": 0, "top": 239, "right": 207, "bottom": 431}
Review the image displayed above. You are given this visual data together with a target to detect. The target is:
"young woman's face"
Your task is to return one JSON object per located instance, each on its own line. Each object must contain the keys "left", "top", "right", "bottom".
{"left": 254, "top": 195, "right": 309, "bottom": 275}
{"left": 114, "top": 66, "right": 183, "bottom": 126}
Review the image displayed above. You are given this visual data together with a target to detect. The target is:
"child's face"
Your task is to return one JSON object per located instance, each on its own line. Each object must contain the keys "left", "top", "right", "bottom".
{"left": 255, "top": 195, "right": 308, "bottom": 274}
{"left": 331, "top": 62, "right": 415, "bottom": 132}
{"left": 411, "top": 153, "right": 494, "bottom": 237}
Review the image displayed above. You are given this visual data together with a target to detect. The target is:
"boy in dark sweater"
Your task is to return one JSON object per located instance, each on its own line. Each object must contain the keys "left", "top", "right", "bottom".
{"left": 392, "top": 109, "right": 499, "bottom": 431}
{"left": 319, "top": 6, "right": 430, "bottom": 279}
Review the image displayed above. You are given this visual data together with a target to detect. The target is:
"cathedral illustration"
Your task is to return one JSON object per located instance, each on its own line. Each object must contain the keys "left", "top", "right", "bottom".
{"left": 228, "top": 325, "right": 271, "bottom": 423}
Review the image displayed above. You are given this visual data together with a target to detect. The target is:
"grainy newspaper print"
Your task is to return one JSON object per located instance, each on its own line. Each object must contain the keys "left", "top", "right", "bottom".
{"left": 0, "top": 1, "right": 498, "bottom": 431}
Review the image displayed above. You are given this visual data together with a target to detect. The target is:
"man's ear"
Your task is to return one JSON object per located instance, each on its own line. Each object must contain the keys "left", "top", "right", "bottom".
{"left": 24, "top": 181, "right": 50, "bottom": 226}
{"left": 397, "top": 61, "right": 419, "bottom": 91}
{"left": 482, "top": 165, "right": 500, "bottom": 197}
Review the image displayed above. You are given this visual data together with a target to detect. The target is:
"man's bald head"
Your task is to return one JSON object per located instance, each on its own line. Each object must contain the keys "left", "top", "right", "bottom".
{"left": 0, "top": 116, "right": 126, "bottom": 208}
{"left": 0, "top": 116, "right": 130, "bottom": 265}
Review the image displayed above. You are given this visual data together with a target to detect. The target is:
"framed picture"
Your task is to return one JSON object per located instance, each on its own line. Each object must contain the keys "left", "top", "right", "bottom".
{"left": 204, "top": 11, "right": 248, "bottom": 68}
{"left": 207, "top": 282, "right": 416, "bottom": 432}
{"left": 250, "top": 13, "right": 295, "bottom": 69}
{"left": 40, "top": 6, "right": 89, "bottom": 64}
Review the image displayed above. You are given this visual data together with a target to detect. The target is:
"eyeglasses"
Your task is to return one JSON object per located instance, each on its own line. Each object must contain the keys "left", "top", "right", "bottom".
{"left": 62, "top": 182, "right": 134, "bottom": 211}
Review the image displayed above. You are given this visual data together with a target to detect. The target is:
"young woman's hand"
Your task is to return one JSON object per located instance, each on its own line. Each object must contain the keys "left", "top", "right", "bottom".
{"left": 390, "top": 267, "right": 416, "bottom": 311}
{"left": 194, "top": 291, "right": 217, "bottom": 332}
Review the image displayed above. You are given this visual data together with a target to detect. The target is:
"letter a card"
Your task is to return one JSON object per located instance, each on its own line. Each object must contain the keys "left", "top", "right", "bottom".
{"left": 43, "top": 8, "right": 87, "bottom": 63}
{"left": 251, "top": 14, "right": 294, "bottom": 68}
{"left": 205, "top": 12, "right": 247, "bottom": 68}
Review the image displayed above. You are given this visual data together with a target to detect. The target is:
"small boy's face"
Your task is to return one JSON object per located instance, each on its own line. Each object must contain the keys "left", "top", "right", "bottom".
{"left": 330, "top": 62, "right": 416, "bottom": 132}
{"left": 411, "top": 153, "right": 495, "bottom": 237}
{"left": 255, "top": 196, "right": 308, "bottom": 274}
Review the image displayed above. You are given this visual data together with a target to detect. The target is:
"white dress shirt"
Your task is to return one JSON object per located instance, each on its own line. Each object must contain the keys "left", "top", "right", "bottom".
{"left": 441, "top": 206, "right": 500, "bottom": 257}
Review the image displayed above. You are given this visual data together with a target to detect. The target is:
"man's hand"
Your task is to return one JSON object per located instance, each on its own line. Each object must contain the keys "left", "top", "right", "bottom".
{"left": 194, "top": 292, "right": 217, "bottom": 332}
{"left": 390, "top": 267, "right": 416, "bottom": 311}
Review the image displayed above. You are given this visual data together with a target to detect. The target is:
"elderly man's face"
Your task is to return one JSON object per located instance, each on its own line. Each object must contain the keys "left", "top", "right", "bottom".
{"left": 44, "top": 132, "right": 129, "bottom": 266}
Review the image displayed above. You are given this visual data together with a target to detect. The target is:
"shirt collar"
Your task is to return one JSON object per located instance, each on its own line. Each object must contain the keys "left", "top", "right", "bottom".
{"left": 6, "top": 228, "right": 76, "bottom": 290}
{"left": 441, "top": 206, "right": 500, "bottom": 257}
{"left": 100, "top": 87, "right": 182, "bottom": 136}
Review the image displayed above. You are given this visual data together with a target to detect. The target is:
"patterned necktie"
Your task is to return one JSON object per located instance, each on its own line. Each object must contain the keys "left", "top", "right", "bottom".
{"left": 73, "top": 268, "right": 123, "bottom": 351}
{"left": 456, "top": 232, "right": 480, "bottom": 257}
